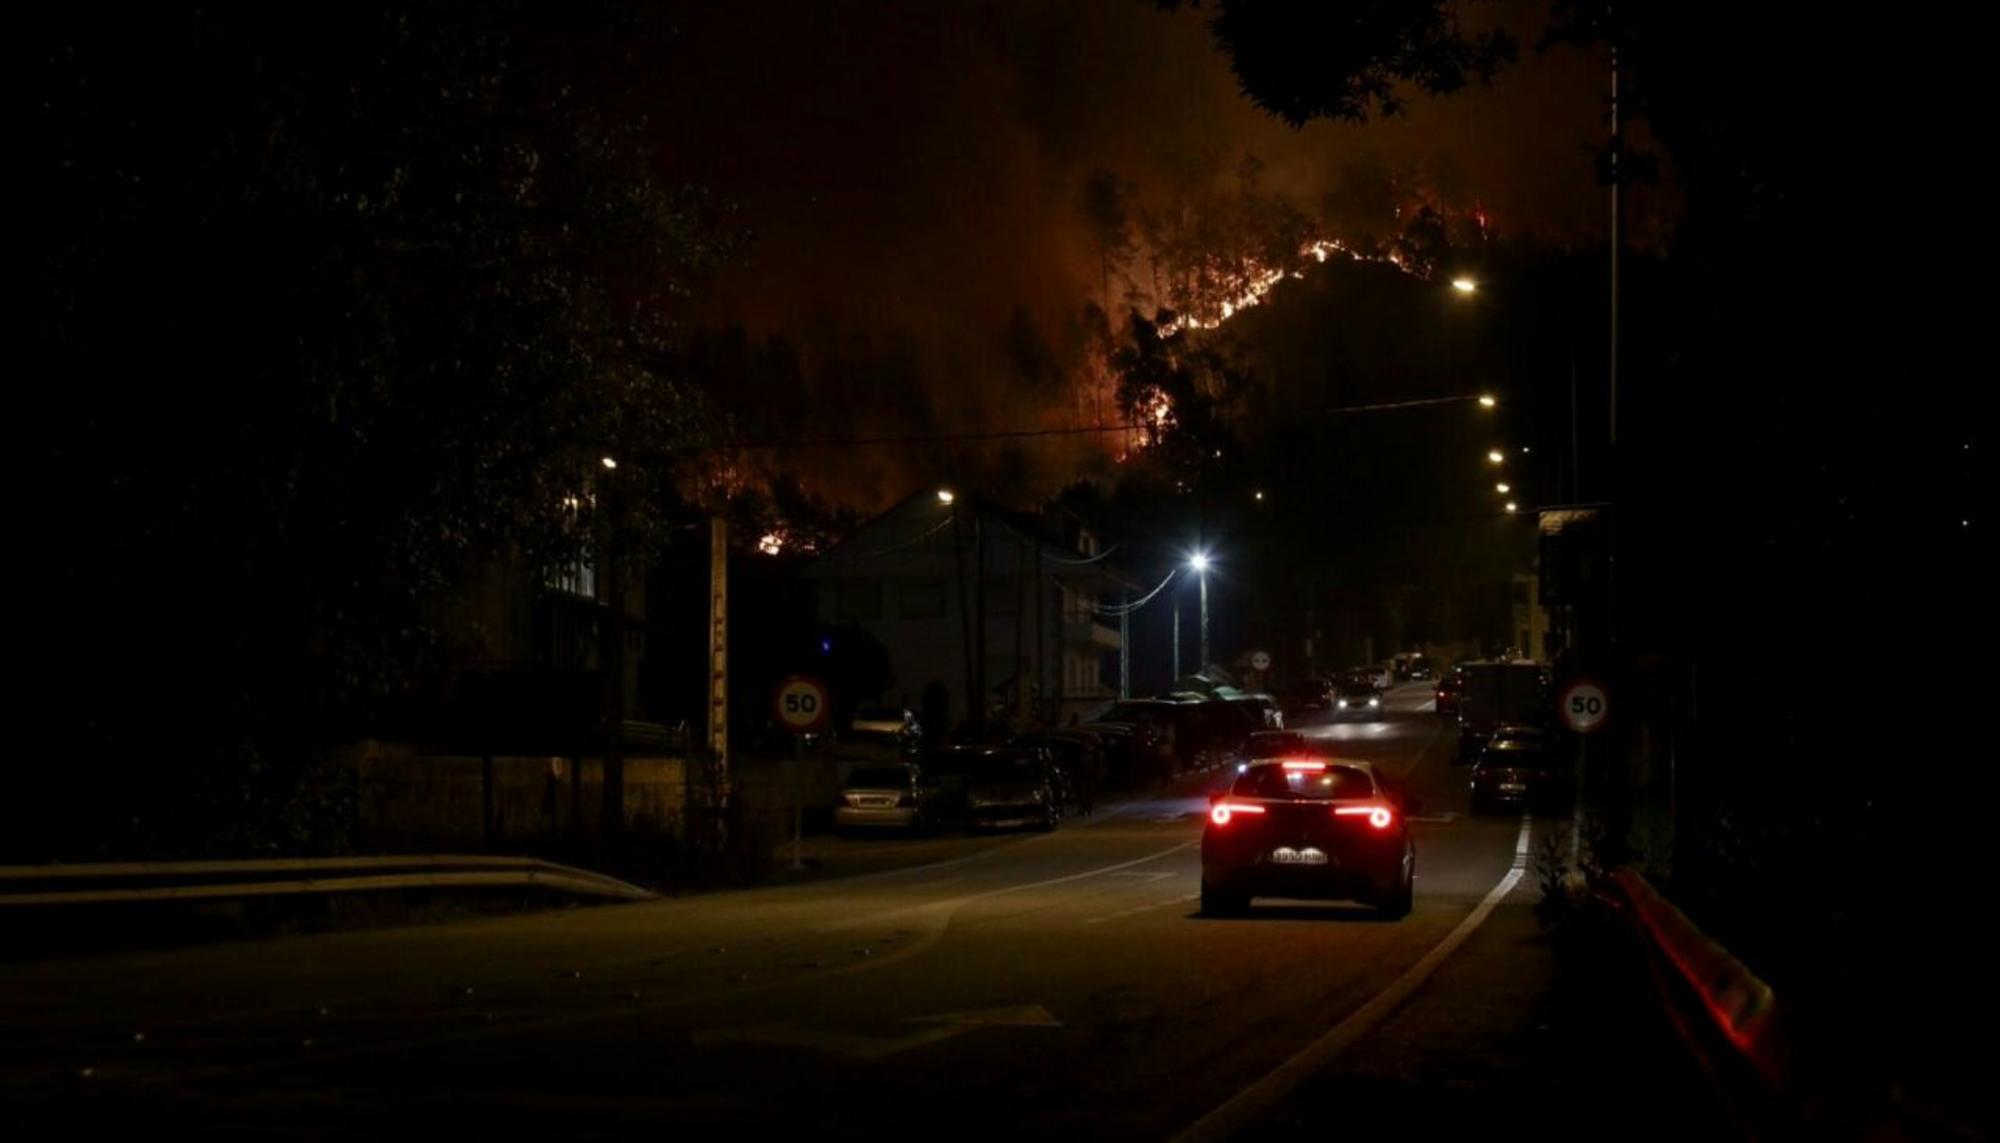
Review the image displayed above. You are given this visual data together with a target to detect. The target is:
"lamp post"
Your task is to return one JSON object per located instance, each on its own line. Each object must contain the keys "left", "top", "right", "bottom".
{"left": 1189, "top": 552, "right": 1211, "bottom": 671}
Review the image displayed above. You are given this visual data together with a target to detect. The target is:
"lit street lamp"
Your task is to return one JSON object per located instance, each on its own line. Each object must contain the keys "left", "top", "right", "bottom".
{"left": 936, "top": 488, "right": 955, "bottom": 504}
{"left": 1451, "top": 277, "right": 1478, "bottom": 294}
{"left": 1487, "top": 449, "right": 1505, "bottom": 464}
{"left": 1496, "top": 482, "right": 1511, "bottom": 494}
{"left": 600, "top": 456, "right": 618, "bottom": 470}
{"left": 1189, "top": 551, "right": 1212, "bottom": 670}
{"left": 1505, "top": 501, "right": 1519, "bottom": 513}
{"left": 1478, "top": 394, "right": 1497, "bottom": 409}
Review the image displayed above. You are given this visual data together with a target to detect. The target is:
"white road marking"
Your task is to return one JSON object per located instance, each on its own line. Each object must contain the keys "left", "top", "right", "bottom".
{"left": 1171, "top": 815, "right": 1534, "bottom": 1143}
{"left": 693, "top": 1004, "right": 1060, "bottom": 1060}
{"left": 814, "top": 840, "right": 1196, "bottom": 933}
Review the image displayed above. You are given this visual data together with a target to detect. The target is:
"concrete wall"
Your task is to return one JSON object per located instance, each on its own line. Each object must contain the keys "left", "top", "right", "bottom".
{"left": 346, "top": 741, "right": 878, "bottom": 855}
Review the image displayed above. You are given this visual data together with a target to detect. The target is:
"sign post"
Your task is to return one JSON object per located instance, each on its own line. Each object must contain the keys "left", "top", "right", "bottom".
{"left": 1558, "top": 678, "right": 1610, "bottom": 890}
{"left": 773, "top": 676, "right": 831, "bottom": 871}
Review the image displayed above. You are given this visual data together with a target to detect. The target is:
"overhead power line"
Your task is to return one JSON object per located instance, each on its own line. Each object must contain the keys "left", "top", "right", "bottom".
{"left": 696, "top": 392, "right": 1492, "bottom": 453}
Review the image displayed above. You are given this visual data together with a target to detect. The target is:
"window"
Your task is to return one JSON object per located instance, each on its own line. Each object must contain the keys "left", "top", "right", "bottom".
{"left": 899, "top": 582, "right": 946, "bottom": 620}
{"left": 838, "top": 581, "right": 882, "bottom": 621}
{"left": 549, "top": 556, "right": 596, "bottom": 600}
{"left": 1234, "top": 764, "right": 1377, "bottom": 800}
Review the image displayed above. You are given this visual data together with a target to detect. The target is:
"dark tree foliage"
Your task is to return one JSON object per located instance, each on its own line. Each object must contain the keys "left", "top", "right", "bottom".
{"left": 1108, "top": 312, "right": 1251, "bottom": 484}
{"left": 1157, "top": 1, "right": 1517, "bottom": 124}
{"left": 23, "top": 3, "right": 736, "bottom": 858}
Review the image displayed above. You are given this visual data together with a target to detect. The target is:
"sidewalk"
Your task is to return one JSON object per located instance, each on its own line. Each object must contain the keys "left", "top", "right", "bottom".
{"left": 1236, "top": 894, "right": 1736, "bottom": 1141}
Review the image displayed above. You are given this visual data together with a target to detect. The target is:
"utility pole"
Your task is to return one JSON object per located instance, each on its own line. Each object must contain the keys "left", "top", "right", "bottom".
{"left": 1015, "top": 537, "right": 1029, "bottom": 725}
{"left": 1198, "top": 570, "right": 1210, "bottom": 671}
{"left": 599, "top": 477, "right": 626, "bottom": 852}
{"left": 1034, "top": 540, "right": 1045, "bottom": 720}
{"left": 706, "top": 515, "right": 729, "bottom": 798}
{"left": 951, "top": 499, "right": 973, "bottom": 736}
{"left": 1119, "top": 588, "right": 1130, "bottom": 699}
{"left": 973, "top": 515, "right": 987, "bottom": 737}
{"left": 1172, "top": 595, "right": 1181, "bottom": 681}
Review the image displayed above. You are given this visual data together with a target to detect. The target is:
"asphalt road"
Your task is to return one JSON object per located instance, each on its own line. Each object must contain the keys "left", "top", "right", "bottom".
{"left": 2, "top": 684, "right": 1655, "bottom": 1140}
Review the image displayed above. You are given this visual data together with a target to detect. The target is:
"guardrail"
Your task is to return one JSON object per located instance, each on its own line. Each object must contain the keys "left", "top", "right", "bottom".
{"left": 0, "top": 854, "right": 656, "bottom": 908}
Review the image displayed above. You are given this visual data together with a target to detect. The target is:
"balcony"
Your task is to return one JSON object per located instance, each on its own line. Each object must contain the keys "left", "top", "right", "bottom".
{"left": 1063, "top": 619, "right": 1122, "bottom": 650}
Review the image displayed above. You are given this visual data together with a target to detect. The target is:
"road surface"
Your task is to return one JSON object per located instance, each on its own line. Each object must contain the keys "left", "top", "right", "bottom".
{"left": 1, "top": 683, "right": 1713, "bottom": 1139}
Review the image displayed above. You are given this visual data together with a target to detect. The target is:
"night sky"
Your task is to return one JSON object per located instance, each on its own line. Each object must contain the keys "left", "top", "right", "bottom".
{"left": 636, "top": 0, "right": 1622, "bottom": 507}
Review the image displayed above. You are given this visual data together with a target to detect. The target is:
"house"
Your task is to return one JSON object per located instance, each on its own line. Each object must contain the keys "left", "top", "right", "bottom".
{"left": 801, "top": 488, "right": 1135, "bottom": 730}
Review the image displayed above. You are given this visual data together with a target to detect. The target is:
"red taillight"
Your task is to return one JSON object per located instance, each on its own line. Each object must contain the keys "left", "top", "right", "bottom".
{"left": 1280, "top": 759, "right": 1326, "bottom": 772}
{"left": 1334, "top": 804, "right": 1395, "bottom": 829}
{"left": 1209, "top": 802, "right": 1267, "bottom": 826}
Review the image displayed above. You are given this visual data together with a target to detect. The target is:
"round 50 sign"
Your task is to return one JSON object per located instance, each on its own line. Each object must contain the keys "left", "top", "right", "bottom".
{"left": 1559, "top": 678, "right": 1609, "bottom": 735}
{"left": 773, "top": 675, "right": 831, "bottom": 735}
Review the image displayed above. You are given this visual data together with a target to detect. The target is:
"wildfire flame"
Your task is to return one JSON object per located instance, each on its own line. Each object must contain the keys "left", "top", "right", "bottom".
{"left": 1160, "top": 238, "right": 1411, "bottom": 336}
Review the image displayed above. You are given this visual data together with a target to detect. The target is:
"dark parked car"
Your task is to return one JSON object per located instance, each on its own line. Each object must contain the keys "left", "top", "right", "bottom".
{"left": 1468, "top": 729, "right": 1571, "bottom": 814}
{"left": 1228, "top": 693, "right": 1285, "bottom": 730}
{"left": 1282, "top": 677, "right": 1335, "bottom": 715}
{"left": 1200, "top": 757, "right": 1414, "bottom": 918}
{"left": 963, "top": 749, "right": 1062, "bottom": 832}
{"left": 1081, "top": 700, "right": 1179, "bottom": 785}
{"left": 1013, "top": 732, "right": 1104, "bottom": 809}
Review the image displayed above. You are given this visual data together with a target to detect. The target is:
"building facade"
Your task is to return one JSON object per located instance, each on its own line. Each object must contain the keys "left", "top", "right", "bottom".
{"left": 802, "top": 490, "right": 1131, "bottom": 730}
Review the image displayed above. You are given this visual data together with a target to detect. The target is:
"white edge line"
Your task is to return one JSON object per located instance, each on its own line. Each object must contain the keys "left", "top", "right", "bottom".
{"left": 1170, "top": 814, "right": 1534, "bottom": 1143}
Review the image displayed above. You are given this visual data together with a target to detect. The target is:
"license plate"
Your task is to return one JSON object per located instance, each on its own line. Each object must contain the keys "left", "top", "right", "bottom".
{"left": 1270, "top": 847, "right": 1327, "bottom": 866}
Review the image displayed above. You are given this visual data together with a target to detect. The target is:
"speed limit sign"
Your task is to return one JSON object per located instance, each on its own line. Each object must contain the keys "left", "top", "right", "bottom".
{"left": 1560, "top": 678, "right": 1609, "bottom": 734}
{"left": 773, "top": 675, "right": 831, "bottom": 735}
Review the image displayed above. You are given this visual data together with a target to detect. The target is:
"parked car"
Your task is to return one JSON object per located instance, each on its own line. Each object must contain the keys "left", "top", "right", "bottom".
{"left": 1200, "top": 757, "right": 1414, "bottom": 918}
{"left": 964, "top": 748, "right": 1061, "bottom": 832}
{"left": 834, "top": 764, "right": 935, "bottom": 833}
{"left": 1228, "top": 693, "right": 1285, "bottom": 730}
{"left": 1081, "top": 699, "right": 1179, "bottom": 786}
{"left": 1013, "top": 732, "right": 1104, "bottom": 809}
{"left": 1282, "top": 677, "right": 1335, "bottom": 715}
{"left": 1244, "top": 730, "right": 1317, "bottom": 761}
{"left": 1468, "top": 729, "right": 1572, "bottom": 814}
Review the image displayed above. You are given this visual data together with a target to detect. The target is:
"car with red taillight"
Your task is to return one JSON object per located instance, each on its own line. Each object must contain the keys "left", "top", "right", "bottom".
{"left": 1434, "top": 669, "right": 1464, "bottom": 717}
{"left": 1200, "top": 758, "right": 1415, "bottom": 918}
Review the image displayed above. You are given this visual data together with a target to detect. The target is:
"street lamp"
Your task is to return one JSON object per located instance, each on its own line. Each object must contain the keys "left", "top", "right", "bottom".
{"left": 1478, "top": 394, "right": 1498, "bottom": 409}
{"left": 1487, "top": 449, "right": 1505, "bottom": 464}
{"left": 1505, "top": 501, "right": 1519, "bottom": 513}
{"left": 1496, "top": 482, "right": 1511, "bottom": 494}
{"left": 1188, "top": 551, "right": 1212, "bottom": 672}
{"left": 1451, "top": 277, "right": 1479, "bottom": 294}
{"left": 936, "top": 488, "right": 955, "bottom": 504}
{"left": 600, "top": 456, "right": 618, "bottom": 470}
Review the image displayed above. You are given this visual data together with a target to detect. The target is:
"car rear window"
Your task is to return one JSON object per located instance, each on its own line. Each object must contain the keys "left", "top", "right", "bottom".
{"left": 845, "top": 767, "right": 912, "bottom": 789}
{"left": 972, "top": 757, "right": 1037, "bottom": 783}
{"left": 1482, "top": 743, "right": 1560, "bottom": 771}
{"left": 1233, "top": 763, "right": 1376, "bottom": 800}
